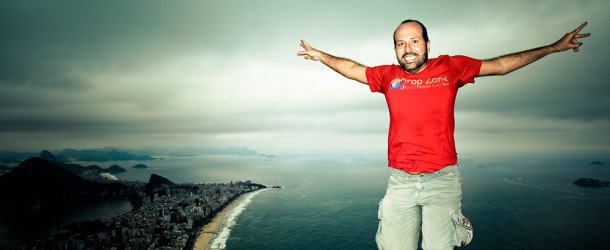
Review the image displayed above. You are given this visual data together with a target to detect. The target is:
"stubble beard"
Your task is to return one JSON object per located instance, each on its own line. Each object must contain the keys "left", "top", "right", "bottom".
{"left": 399, "top": 52, "right": 428, "bottom": 74}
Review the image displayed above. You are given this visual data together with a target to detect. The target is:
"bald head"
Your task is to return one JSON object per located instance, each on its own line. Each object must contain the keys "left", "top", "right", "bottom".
{"left": 393, "top": 19, "right": 429, "bottom": 46}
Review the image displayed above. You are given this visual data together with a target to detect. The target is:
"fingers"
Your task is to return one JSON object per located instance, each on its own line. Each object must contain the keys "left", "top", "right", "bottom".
{"left": 569, "top": 22, "right": 590, "bottom": 41}
{"left": 297, "top": 40, "right": 309, "bottom": 57}
{"left": 300, "top": 39, "right": 312, "bottom": 50}
{"left": 297, "top": 39, "right": 318, "bottom": 60}
{"left": 568, "top": 22, "right": 590, "bottom": 53}
{"left": 297, "top": 52, "right": 312, "bottom": 60}
{"left": 572, "top": 22, "right": 588, "bottom": 34}
{"left": 570, "top": 38, "right": 582, "bottom": 52}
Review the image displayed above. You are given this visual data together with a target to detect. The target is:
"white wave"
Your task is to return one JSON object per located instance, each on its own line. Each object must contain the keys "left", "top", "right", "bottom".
{"left": 207, "top": 188, "right": 270, "bottom": 250}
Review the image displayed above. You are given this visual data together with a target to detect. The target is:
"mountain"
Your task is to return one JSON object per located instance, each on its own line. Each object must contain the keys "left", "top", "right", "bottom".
{"left": 146, "top": 174, "right": 175, "bottom": 188}
{"left": 1, "top": 146, "right": 262, "bottom": 164}
{"left": 0, "top": 157, "right": 128, "bottom": 216}
{"left": 0, "top": 150, "right": 37, "bottom": 163}
{"left": 132, "top": 164, "right": 148, "bottom": 169}
{"left": 107, "top": 164, "right": 127, "bottom": 174}
{"left": 39, "top": 149, "right": 70, "bottom": 162}
{"left": 36, "top": 150, "right": 124, "bottom": 176}
{"left": 59, "top": 148, "right": 153, "bottom": 162}
{"left": 170, "top": 146, "right": 258, "bottom": 156}
{"left": 1, "top": 157, "right": 92, "bottom": 194}
{"left": 143, "top": 174, "right": 176, "bottom": 196}
{"left": 131, "top": 146, "right": 260, "bottom": 157}
{"left": 39, "top": 150, "right": 57, "bottom": 162}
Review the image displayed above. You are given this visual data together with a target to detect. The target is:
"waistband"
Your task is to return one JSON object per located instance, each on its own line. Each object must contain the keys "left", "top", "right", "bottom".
{"left": 390, "top": 164, "right": 458, "bottom": 179}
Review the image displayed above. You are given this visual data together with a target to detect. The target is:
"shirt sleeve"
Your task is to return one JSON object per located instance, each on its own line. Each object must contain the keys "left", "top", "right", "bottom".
{"left": 366, "top": 66, "right": 386, "bottom": 93}
{"left": 450, "top": 56, "right": 482, "bottom": 87}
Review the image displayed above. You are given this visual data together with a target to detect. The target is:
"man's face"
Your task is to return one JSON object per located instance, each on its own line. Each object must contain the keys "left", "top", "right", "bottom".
{"left": 394, "top": 22, "right": 430, "bottom": 74}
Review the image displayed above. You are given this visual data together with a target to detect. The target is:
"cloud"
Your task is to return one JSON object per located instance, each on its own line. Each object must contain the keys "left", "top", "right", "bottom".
{"left": 455, "top": 111, "right": 610, "bottom": 154}
{"left": 0, "top": 0, "right": 608, "bottom": 155}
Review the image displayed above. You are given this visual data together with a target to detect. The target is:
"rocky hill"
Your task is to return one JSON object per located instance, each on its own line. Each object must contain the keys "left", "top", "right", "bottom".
{"left": 0, "top": 157, "right": 128, "bottom": 216}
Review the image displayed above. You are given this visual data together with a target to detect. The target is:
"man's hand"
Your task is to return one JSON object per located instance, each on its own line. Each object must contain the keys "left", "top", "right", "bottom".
{"left": 296, "top": 39, "right": 368, "bottom": 84}
{"left": 551, "top": 22, "right": 591, "bottom": 53}
{"left": 297, "top": 40, "right": 324, "bottom": 61}
{"left": 480, "top": 22, "right": 591, "bottom": 76}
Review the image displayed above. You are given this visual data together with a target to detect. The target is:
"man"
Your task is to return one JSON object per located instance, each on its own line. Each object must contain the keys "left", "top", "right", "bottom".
{"left": 297, "top": 20, "right": 590, "bottom": 250}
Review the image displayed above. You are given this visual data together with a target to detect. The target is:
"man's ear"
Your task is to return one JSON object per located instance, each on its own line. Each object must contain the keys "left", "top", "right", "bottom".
{"left": 427, "top": 40, "right": 431, "bottom": 52}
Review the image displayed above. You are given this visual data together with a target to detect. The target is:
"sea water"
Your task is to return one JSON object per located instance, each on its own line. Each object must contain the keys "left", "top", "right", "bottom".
{"left": 221, "top": 153, "right": 610, "bottom": 250}
{"left": 2, "top": 153, "right": 610, "bottom": 249}
{"left": 208, "top": 189, "right": 271, "bottom": 250}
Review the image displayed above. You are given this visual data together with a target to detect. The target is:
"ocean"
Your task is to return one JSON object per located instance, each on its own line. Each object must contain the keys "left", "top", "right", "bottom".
{"left": 1, "top": 153, "right": 609, "bottom": 249}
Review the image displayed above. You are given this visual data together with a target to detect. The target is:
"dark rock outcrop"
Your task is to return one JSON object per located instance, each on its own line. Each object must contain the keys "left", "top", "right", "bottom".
{"left": 0, "top": 157, "right": 128, "bottom": 216}
{"left": 143, "top": 174, "right": 176, "bottom": 197}
{"left": 573, "top": 178, "right": 610, "bottom": 188}
{"left": 588, "top": 161, "right": 606, "bottom": 166}
{"left": 146, "top": 174, "right": 175, "bottom": 188}
{"left": 38, "top": 150, "right": 69, "bottom": 163}
{"left": 132, "top": 164, "right": 148, "bottom": 169}
{"left": 107, "top": 164, "right": 127, "bottom": 174}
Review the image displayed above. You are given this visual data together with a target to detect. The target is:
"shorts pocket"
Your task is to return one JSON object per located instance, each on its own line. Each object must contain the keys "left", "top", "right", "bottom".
{"left": 451, "top": 211, "right": 473, "bottom": 246}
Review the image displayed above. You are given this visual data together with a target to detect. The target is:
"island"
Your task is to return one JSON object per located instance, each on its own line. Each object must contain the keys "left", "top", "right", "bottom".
{"left": 587, "top": 161, "right": 606, "bottom": 166}
{"left": 132, "top": 163, "right": 148, "bottom": 169}
{"left": 573, "top": 178, "right": 610, "bottom": 188}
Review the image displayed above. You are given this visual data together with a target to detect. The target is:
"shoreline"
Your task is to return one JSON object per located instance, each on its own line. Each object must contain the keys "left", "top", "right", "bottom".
{"left": 192, "top": 193, "right": 250, "bottom": 250}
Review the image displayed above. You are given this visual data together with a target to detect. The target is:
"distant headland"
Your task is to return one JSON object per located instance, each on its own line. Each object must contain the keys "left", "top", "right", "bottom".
{"left": 0, "top": 146, "right": 273, "bottom": 164}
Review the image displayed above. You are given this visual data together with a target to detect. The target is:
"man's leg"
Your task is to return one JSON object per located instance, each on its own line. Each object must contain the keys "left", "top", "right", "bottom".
{"left": 376, "top": 169, "right": 422, "bottom": 250}
{"left": 420, "top": 166, "right": 471, "bottom": 249}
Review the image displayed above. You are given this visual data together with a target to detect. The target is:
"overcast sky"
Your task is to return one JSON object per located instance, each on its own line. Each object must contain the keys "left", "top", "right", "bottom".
{"left": 1, "top": 0, "right": 608, "bottom": 156}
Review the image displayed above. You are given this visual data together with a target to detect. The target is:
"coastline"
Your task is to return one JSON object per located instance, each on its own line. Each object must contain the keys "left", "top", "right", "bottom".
{"left": 193, "top": 193, "right": 250, "bottom": 250}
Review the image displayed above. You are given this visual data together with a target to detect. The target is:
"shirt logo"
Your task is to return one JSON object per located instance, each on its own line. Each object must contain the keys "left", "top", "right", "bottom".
{"left": 389, "top": 76, "right": 450, "bottom": 91}
{"left": 390, "top": 78, "right": 403, "bottom": 91}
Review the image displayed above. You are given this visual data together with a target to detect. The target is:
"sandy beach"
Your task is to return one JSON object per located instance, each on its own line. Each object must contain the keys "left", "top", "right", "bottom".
{"left": 193, "top": 193, "right": 249, "bottom": 250}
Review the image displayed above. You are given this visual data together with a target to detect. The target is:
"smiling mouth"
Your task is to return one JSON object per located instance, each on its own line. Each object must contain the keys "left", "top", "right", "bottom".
{"left": 403, "top": 54, "right": 417, "bottom": 62}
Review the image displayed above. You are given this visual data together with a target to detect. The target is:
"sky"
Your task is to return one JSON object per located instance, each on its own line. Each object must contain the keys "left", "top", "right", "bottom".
{"left": 0, "top": 0, "right": 608, "bottom": 156}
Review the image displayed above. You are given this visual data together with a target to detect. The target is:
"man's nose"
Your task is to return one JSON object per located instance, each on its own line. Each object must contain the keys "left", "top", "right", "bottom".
{"left": 403, "top": 43, "right": 413, "bottom": 53}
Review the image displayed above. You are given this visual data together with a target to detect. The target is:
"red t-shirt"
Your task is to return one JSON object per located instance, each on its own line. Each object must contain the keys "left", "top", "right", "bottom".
{"left": 366, "top": 55, "right": 481, "bottom": 173}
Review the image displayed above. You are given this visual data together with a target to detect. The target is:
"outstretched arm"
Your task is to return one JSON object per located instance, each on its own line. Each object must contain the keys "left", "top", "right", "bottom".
{"left": 480, "top": 22, "right": 591, "bottom": 76}
{"left": 297, "top": 40, "right": 368, "bottom": 84}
